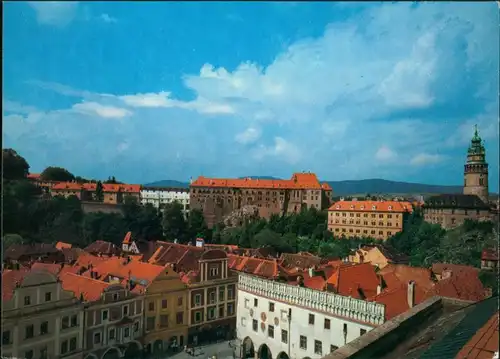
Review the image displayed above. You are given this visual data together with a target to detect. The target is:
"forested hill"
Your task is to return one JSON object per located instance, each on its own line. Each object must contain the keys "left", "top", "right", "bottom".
{"left": 144, "top": 178, "right": 463, "bottom": 196}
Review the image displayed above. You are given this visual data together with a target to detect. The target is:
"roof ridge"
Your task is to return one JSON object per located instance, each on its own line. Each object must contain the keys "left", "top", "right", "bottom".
{"left": 63, "top": 272, "right": 110, "bottom": 285}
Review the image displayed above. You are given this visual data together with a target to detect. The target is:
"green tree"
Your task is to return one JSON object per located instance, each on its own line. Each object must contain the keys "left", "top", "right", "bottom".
{"left": 95, "top": 181, "right": 104, "bottom": 201}
{"left": 3, "top": 149, "right": 30, "bottom": 180}
{"left": 3, "top": 234, "right": 24, "bottom": 249}
{"left": 83, "top": 212, "right": 127, "bottom": 245}
{"left": 40, "top": 166, "right": 75, "bottom": 182}
{"left": 187, "top": 209, "right": 209, "bottom": 241}
{"left": 162, "top": 201, "right": 187, "bottom": 243}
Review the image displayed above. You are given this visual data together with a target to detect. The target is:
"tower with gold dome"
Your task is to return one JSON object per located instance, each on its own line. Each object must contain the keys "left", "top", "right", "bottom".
{"left": 463, "top": 125, "right": 489, "bottom": 204}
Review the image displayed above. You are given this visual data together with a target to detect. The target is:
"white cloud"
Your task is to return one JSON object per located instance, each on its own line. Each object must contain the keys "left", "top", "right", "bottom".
{"left": 28, "top": 2, "right": 79, "bottom": 27}
{"left": 235, "top": 127, "right": 261, "bottom": 145}
{"left": 100, "top": 13, "right": 117, "bottom": 23}
{"left": 410, "top": 153, "right": 445, "bottom": 166}
{"left": 253, "top": 137, "right": 302, "bottom": 164}
{"left": 72, "top": 102, "right": 132, "bottom": 119}
{"left": 375, "top": 146, "right": 397, "bottom": 162}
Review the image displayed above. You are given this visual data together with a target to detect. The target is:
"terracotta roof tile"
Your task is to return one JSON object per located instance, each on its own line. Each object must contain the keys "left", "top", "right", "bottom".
{"left": 27, "top": 173, "right": 41, "bottom": 179}
{"left": 368, "top": 282, "right": 428, "bottom": 320}
{"left": 52, "top": 182, "right": 83, "bottom": 191}
{"left": 279, "top": 253, "right": 322, "bottom": 269}
{"left": 455, "top": 311, "right": 499, "bottom": 359}
{"left": 329, "top": 200, "right": 413, "bottom": 213}
{"left": 328, "top": 263, "right": 380, "bottom": 299}
{"left": 59, "top": 264, "right": 85, "bottom": 277}
{"left": 2, "top": 268, "right": 30, "bottom": 301}
{"left": 31, "top": 262, "right": 62, "bottom": 275}
{"left": 379, "top": 264, "right": 435, "bottom": 292}
{"left": 84, "top": 240, "right": 121, "bottom": 256}
{"left": 481, "top": 249, "right": 498, "bottom": 261}
{"left": 75, "top": 252, "right": 109, "bottom": 267}
{"left": 191, "top": 172, "right": 323, "bottom": 190}
{"left": 59, "top": 272, "right": 111, "bottom": 301}
{"left": 431, "top": 263, "right": 480, "bottom": 276}
{"left": 428, "top": 271, "right": 487, "bottom": 302}
{"left": 55, "top": 241, "right": 72, "bottom": 250}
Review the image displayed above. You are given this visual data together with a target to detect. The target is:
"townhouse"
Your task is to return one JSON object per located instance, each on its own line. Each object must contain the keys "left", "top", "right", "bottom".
{"left": 140, "top": 186, "right": 190, "bottom": 216}
{"left": 2, "top": 268, "right": 85, "bottom": 359}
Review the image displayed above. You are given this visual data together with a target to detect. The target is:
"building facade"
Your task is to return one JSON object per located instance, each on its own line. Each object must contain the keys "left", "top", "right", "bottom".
{"left": 423, "top": 126, "right": 493, "bottom": 229}
{"left": 143, "top": 265, "right": 189, "bottom": 356}
{"left": 140, "top": 187, "right": 190, "bottom": 216}
{"left": 190, "top": 173, "right": 333, "bottom": 228}
{"left": 327, "top": 200, "right": 413, "bottom": 241}
{"left": 236, "top": 273, "right": 385, "bottom": 359}
{"left": 2, "top": 269, "right": 85, "bottom": 359}
{"left": 50, "top": 182, "right": 141, "bottom": 205}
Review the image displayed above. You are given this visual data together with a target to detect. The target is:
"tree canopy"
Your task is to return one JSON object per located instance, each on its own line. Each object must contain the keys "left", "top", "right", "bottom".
{"left": 3, "top": 149, "right": 30, "bottom": 180}
{"left": 40, "top": 166, "right": 75, "bottom": 182}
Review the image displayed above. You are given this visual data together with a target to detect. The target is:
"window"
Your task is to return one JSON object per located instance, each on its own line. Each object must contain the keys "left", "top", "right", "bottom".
{"left": 134, "top": 322, "right": 139, "bottom": 332}
{"left": 25, "top": 350, "right": 34, "bottom": 359}
{"left": 268, "top": 325, "right": 274, "bottom": 338}
{"left": 69, "top": 337, "right": 77, "bottom": 351}
{"left": 324, "top": 318, "right": 330, "bottom": 329}
{"left": 61, "top": 340, "right": 68, "bottom": 354}
{"left": 195, "top": 311, "right": 202, "bottom": 323}
{"left": 40, "top": 347, "right": 48, "bottom": 359}
{"left": 330, "top": 345, "right": 338, "bottom": 353}
{"left": 40, "top": 321, "right": 48, "bottom": 335}
{"left": 252, "top": 319, "right": 258, "bottom": 332}
{"left": 244, "top": 298, "right": 250, "bottom": 309}
{"left": 219, "top": 305, "right": 224, "bottom": 318}
{"left": 209, "top": 291, "right": 216, "bottom": 304}
{"left": 62, "top": 316, "right": 69, "bottom": 329}
{"left": 281, "top": 329, "right": 288, "bottom": 344}
{"left": 162, "top": 299, "right": 168, "bottom": 309}
{"left": 113, "top": 293, "right": 119, "bottom": 301}
{"left": 254, "top": 298, "right": 258, "bottom": 307}
{"left": 219, "top": 288, "right": 225, "bottom": 301}
{"left": 195, "top": 294, "right": 202, "bottom": 306}
{"left": 360, "top": 329, "right": 367, "bottom": 336}
{"left": 102, "top": 310, "right": 109, "bottom": 321}
{"left": 71, "top": 315, "right": 78, "bottom": 327}
{"left": 300, "top": 335, "right": 307, "bottom": 350}
{"left": 208, "top": 307, "right": 216, "bottom": 320}
{"left": 93, "top": 332, "right": 101, "bottom": 344}
{"left": 176, "top": 312, "right": 184, "bottom": 324}
{"left": 123, "top": 305, "right": 129, "bottom": 316}
{"left": 178, "top": 296, "right": 183, "bottom": 306}
{"left": 148, "top": 302, "right": 155, "bottom": 311}
{"left": 314, "top": 340, "right": 322, "bottom": 355}
{"left": 210, "top": 266, "right": 218, "bottom": 276}
{"left": 160, "top": 314, "right": 169, "bottom": 327}
{"left": 24, "top": 296, "right": 31, "bottom": 306}
{"left": 228, "top": 287, "right": 233, "bottom": 299}
{"left": 45, "top": 292, "right": 52, "bottom": 302}
{"left": 25, "top": 325, "right": 34, "bottom": 339}
{"left": 343, "top": 323, "right": 348, "bottom": 335}
{"left": 2, "top": 331, "right": 10, "bottom": 345}
{"left": 124, "top": 328, "right": 130, "bottom": 338}
{"left": 109, "top": 328, "right": 116, "bottom": 340}
{"left": 308, "top": 314, "right": 315, "bottom": 325}
{"left": 146, "top": 317, "right": 155, "bottom": 331}
{"left": 227, "top": 302, "right": 234, "bottom": 316}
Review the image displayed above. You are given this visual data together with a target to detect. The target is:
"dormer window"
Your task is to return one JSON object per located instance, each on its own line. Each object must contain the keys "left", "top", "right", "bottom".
{"left": 388, "top": 206, "right": 392, "bottom": 210}
{"left": 336, "top": 205, "right": 340, "bottom": 210}
{"left": 372, "top": 205, "right": 376, "bottom": 210}
{"left": 360, "top": 206, "right": 365, "bottom": 210}
{"left": 350, "top": 205, "right": 354, "bottom": 209}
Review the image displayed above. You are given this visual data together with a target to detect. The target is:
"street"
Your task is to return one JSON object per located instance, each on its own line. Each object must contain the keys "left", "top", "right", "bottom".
{"left": 165, "top": 341, "right": 238, "bottom": 359}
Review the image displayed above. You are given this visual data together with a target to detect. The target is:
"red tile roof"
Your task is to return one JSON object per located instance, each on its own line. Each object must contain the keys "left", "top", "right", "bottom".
{"left": 84, "top": 240, "right": 121, "bottom": 256}
{"left": 123, "top": 231, "right": 132, "bottom": 244}
{"left": 481, "top": 248, "right": 498, "bottom": 261}
{"left": 329, "top": 200, "right": 414, "bottom": 213}
{"left": 368, "top": 282, "right": 428, "bottom": 320}
{"left": 27, "top": 173, "right": 41, "bottom": 179}
{"left": 52, "top": 182, "right": 83, "bottom": 191}
{"left": 56, "top": 241, "right": 72, "bottom": 250}
{"left": 59, "top": 272, "right": 111, "bottom": 301}
{"left": 327, "top": 263, "right": 380, "bottom": 299}
{"left": 191, "top": 172, "right": 324, "bottom": 190}
{"left": 455, "top": 311, "right": 499, "bottom": 359}
{"left": 75, "top": 252, "right": 109, "bottom": 267}
{"left": 379, "top": 264, "right": 435, "bottom": 292}
{"left": 2, "top": 268, "right": 30, "bottom": 301}
{"left": 431, "top": 263, "right": 480, "bottom": 277}
{"left": 31, "top": 262, "right": 62, "bottom": 275}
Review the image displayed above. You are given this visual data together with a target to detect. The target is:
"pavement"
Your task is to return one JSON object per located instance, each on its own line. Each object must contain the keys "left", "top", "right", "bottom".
{"left": 167, "top": 340, "right": 239, "bottom": 359}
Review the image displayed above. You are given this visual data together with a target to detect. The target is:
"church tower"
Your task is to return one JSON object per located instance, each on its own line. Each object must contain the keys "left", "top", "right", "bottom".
{"left": 463, "top": 125, "right": 489, "bottom": 203}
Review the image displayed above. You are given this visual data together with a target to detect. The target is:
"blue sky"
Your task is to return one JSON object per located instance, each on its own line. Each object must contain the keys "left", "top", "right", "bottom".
{"left": 3, "top": 2, "right": 499, "bottom": 190}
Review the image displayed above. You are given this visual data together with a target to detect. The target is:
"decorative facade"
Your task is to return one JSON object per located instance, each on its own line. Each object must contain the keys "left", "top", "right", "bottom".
{"left": 236, "top": 273, "right": 385, "bottom": 359}
{"left": 463, "top": 125, "right": 489, "bottom": 204}
{"left": 140, "top": 187, "right": 190, "bottom": 216}
{"left": 2, "top": 269, "right": 85, "bottom": 359}
{"left": 190, "top": 173, "right": 333, "bottom": 228}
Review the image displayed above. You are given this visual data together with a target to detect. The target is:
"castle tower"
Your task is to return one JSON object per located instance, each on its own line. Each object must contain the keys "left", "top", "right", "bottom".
{"left": 463, "top": 125, "right": 489, "bottom": 203}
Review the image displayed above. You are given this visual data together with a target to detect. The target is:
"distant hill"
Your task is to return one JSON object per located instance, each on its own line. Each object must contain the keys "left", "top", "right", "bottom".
{"left": 144, "top": 177, "right": 465, "bottom": 196}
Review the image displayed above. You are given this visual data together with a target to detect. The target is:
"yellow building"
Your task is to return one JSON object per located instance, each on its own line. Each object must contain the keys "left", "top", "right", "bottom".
{"left": 347, "top": 244, "right": 409, "bottom": 269}
{"left": 2, "top": 269, "right": 85, "bottom": 359}
{"left": 327, "top": 200, "right": 413, "bottom": 241}
{"left": 143, "top": 264, "right": 189, "bottom": 357}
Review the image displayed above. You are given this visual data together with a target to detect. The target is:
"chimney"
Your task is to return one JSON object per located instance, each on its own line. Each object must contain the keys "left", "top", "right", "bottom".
{"left": 308, "top": 266, "right": 314, "bottom": 278}
{"left": 377, "top": 284, "right": 382, "bottom": 295}
{"left": 407, "top": 280, "right": 415, "bottom": 308}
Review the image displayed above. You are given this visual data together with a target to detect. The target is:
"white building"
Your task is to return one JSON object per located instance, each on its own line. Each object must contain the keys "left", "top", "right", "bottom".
{"left": 236, "top": 273, "right": 385, "bottom": 359}
{"left": 140, "top": 187, "right": 190, "bottom": 216}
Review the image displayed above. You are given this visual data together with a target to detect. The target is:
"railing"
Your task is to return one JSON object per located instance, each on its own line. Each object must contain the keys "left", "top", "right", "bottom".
{"left": 238, "top": 273, "right": 385, "bottom": 326}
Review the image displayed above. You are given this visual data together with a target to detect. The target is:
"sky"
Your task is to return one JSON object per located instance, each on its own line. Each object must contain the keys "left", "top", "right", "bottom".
{"left": 3, "top": 2, "right": 499, "bottom": 190}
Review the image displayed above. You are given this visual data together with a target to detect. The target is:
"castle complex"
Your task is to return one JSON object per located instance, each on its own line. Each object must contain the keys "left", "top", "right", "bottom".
{"left": 189, "top": 173, "right": 333, "bottom": 228}
{"left": 423, "top": 126, "right": 494, "bottom": 229}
